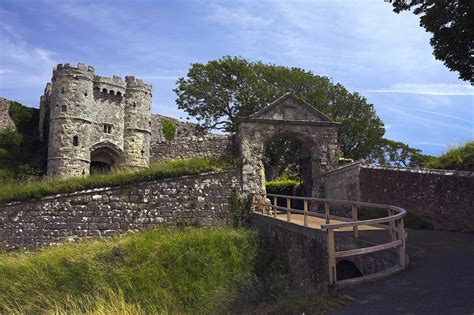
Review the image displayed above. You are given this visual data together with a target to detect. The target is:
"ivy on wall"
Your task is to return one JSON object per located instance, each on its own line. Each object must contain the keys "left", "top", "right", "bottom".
{"left": 162, "top": 119, "right": 176, "bottom": 141}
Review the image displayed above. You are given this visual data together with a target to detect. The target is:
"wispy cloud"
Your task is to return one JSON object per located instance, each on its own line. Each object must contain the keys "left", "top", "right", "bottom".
{"left": 392, "top": 106, "right": 473, "bottom": 123}
{"left": 367, "top": 83, "right": 474, "bottom": 96}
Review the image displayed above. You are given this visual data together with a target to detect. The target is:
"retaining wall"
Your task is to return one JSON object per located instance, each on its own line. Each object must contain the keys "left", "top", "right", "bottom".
{"left": 0, "top": 170, "right": 241, "bottom": 250}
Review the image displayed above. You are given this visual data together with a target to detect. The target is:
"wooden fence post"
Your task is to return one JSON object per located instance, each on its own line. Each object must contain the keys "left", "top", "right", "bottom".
{"left": 325, "top": 201, "right": 330, "bottom": 224}
{"left": 388, "top": 209, "right": 395, "bottom": 242}
{"left": 287, "top": 197, "right": 291, "bottom": 222}
{"left": 273, "top": 196, "right": 277, "bottom": 218}
{"left": 352, "top": 204, "right": 359, "bottom": 238}
{"left": 397, "top": 219, "right": 407, "bottom": 267}
{"left": 327, "top": 229, "right": 336, "bottom": 284}
{"left": 304, "top": 199, "right": 308, "bottom": 227}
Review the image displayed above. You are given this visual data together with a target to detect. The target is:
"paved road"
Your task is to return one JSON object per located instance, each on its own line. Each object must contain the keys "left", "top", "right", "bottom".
{"left": 330, "top": 230, "right": 474, "bottom": 315}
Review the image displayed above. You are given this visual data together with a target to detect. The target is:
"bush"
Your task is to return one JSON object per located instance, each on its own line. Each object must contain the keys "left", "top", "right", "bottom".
{"left": 265, "top": 179, "right": 301, "bottom": 195}
{"left": 161, "top": 119, "right": 176, "bottom": 141}
{"left": 425, "top": 141, "right": 474, "bottom": 171}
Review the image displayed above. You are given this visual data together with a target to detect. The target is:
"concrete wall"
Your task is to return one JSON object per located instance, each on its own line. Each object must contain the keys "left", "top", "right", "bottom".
{"left": 322, "top": 164, "right": 474, "bottom": 232}
{"left": 0, "top": 170, "right": 241, "bottom": 250}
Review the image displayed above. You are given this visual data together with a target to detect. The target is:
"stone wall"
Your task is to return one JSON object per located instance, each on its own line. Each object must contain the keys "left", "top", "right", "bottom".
{"left": 150, "top": 114, "right": 235, "bottom": 162}
{"left": 359, "top": 166, "right": 474, "bottom": 232}
{"left": 322, "top": 164, "right": 474, "bottom": 232}
{"left": 0, "top": 170, "right": 241, "bottom": 250}
{"left": 251, "top": 214, "right": 399, "bottom": 291}
{"left": 0, "top": 97, "right": 16, "bottom": 131}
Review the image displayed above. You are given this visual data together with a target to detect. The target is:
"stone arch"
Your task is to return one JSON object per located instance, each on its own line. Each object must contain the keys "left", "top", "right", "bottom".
{"left": 237, "top": 93, "right": 339, "bottom": 198}
{"left": 89, "top": 141, "right": 125, "bottom": 174}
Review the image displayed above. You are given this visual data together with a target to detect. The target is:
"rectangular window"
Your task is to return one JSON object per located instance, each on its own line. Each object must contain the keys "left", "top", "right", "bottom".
{"left": 72, "top": 136, "right": 79, "bottom": 146}
{"left": 103, "top": 124, "right": 113, "bottom": 134}
{"left": 61, "top": 105, "right": 67, "bottom": 112}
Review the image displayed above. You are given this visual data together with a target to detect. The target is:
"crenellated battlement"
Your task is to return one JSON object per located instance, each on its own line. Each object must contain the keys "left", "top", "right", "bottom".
{"left": 93, "top": 75, "right": 127, "bottom": 95}
{"left": 125, "top": 76, "right": 152, "bottom": 94}
{"left": 53, "top": 63, "right": 95, "bottom": 80}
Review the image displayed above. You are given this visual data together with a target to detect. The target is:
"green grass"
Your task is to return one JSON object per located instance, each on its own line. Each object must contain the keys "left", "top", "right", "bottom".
{"left": 425, "top": 140, "right": 474, "bottom": 171}
{"left": 0, "top": 227, "right": 257, "bottom": 314}
{"left": 0, "top": 157, "right": 232, "bottom": 204}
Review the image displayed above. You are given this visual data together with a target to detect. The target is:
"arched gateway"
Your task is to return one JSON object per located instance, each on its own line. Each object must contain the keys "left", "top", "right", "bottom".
{"left": 237, "top": 93, "right": 339, "bottom": 197}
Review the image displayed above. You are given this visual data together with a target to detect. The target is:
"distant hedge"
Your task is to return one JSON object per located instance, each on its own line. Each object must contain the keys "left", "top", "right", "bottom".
{"left": 265, "top": 179, "right": 301, "bottom": 196}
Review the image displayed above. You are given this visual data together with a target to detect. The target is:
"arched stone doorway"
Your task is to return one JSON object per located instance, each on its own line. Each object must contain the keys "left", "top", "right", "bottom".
{"left": 237, "top": 93, "right": 339, "bottom": 198}
{"left": 89, "top": 141, "right": 126, "bottom": 174}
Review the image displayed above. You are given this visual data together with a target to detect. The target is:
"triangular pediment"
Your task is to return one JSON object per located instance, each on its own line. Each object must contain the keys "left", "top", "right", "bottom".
{"left": 249, "top": 93, "right": 332, "bottom": 122}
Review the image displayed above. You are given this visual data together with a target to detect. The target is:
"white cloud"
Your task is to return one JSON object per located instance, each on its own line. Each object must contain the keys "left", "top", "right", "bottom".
{"left": 367, "top": 83, "right": 474, "bottom": 96}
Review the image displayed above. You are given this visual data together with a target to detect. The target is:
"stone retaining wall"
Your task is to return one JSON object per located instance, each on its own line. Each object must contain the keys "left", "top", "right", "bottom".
{"left": 322, "top": 163, "right": 474, "bottom": 232}
{"left": 0, "top": 170, "right": 241, "bottom": 250}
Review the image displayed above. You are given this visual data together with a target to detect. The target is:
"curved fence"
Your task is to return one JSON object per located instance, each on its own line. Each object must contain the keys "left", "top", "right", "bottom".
{"left": 251, "top": 193, "right": 408, "bottom": 286}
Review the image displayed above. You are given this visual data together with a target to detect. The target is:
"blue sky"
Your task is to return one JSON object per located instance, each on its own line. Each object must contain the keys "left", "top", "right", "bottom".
{"left": 0, "top": 0, "right": 472, "bottom": 156}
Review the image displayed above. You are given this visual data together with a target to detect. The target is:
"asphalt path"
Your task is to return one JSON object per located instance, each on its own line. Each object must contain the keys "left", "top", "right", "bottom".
{"left": 330, "top": 230, "right": 474, "bottom": 315}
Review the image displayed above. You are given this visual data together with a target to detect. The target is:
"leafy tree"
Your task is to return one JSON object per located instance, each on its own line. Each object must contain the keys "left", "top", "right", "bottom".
{"left": 386, "top": 0, "right": 473, "bottom": 81}
{"left": 367, "top": 138, "right": 433, "bottom": 167}
{"left": 175, "top": 56, "right": 385, "bottom": 160}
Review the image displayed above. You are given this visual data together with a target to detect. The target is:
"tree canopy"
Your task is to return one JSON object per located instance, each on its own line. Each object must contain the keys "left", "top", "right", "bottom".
{"left": 175, "top": 56, "right": 385, "bottom": 160}
{"left": 366, "top": 138, "right": 433, "bottom": 167}
{"left": 387, "top": 0, "right": 473, "bottom": 82}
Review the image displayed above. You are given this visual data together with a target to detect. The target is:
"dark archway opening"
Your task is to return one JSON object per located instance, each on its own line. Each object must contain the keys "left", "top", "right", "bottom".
{"left": 336, "top": 260, "right": 363, "bottom": 281}
{"left": 90, "top": 161, "right": 111, "bottom": 174}
{"left": 90, "top": 145, "right": 122, "bottom": 175}
{"left": 263, "top": 133, "right": 313, "bottom": 209}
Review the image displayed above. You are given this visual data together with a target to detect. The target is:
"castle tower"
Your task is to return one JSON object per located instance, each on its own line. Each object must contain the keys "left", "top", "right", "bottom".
{"left": 124, "top": 76, "right": 152, "bottom": 168}
{"left": 46, "top": 63, "right": 95, "bottom": 177}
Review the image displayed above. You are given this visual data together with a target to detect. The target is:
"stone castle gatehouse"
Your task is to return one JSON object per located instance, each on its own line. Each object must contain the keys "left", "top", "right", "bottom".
{"left": 39, "top": 63, "right": 152, "bottom": 177}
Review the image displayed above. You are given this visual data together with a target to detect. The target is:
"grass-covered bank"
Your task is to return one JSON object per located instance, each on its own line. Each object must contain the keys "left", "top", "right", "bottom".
{"left": 0, "top": 228, "right": 256, "bottom": 314}
{"left": 0, "top": 227, "right": 347, "bottom": 314}
{"left": 0, "top": 157, "right": 232, "bottom": 204}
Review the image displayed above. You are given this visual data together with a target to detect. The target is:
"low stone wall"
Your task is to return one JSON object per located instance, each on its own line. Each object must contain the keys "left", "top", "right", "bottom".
{"left": 322, "top": 164, "right": 474, "bottom": 232}
{"left": 0, "top": 170, "right": 241, "bottom": 250}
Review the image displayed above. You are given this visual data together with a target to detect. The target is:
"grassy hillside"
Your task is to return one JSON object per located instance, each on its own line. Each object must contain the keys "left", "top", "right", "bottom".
{"left": 425, "top": 141, "right": 474, "bottom": 171}
{"left": 0, "top": 157, "right": 232, "bottom": 204}
{"left": 0, "top": 228, "right": 256, "bottom": 314}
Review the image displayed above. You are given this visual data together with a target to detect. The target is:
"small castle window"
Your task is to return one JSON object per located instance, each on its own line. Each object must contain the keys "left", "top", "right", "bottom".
{"left": 133, "top": 102, "right": 136, "bottom": 108}
{"left": 72, "top": 136, "right": 79, "bottom": 146}
{"left": 117, "top": 92, "right": 122, "bottom": 97}
{"left": 61, "top": 105, "right": 67, "bottom": 112}
{"left": 84, "top": 91, "right": 88, "bottom": 96}
{"left": 61, "top": 87, "right": 65, "bottom": 94}
{"left": 102, "top": 88, "right": 107, "bottom": 93}
{"left": 110, "top": 90, "right": 115, "bottom": 95}
{"left": 103, "top": 124, "right": 113, "bottom": 134}
{"left": 141, "top": 149, "right": 145, "bottom": 157}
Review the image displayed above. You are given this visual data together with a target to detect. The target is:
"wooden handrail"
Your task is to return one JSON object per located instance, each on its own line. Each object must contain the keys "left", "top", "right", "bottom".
{"left": 251, "top": 192, "right": 408, "bottom": 286}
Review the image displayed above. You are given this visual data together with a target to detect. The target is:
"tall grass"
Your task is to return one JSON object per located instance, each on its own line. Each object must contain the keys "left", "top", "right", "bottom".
{"left": 426, "top": 140, "right": 474, "bottom": 171}
{"left": 0, "top": 227, "right": 257, "bottom": 314}
{"left": 0, "top": 157, "right": 232, "bottom": 204}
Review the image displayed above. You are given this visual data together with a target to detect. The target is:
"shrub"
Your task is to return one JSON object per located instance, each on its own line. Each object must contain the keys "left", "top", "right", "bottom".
{"left": 265, "top": 179, "right": 301, "bottom": 195}
{"left": 425, "top": 141, "right": 474, "bottom": 171}
{"left": 161, "top": 119, "right": 176, "bottom": 141}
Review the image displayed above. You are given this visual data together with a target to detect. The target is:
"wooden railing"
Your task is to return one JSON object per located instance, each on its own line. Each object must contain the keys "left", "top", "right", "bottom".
{"left": 251, "top": 193, "right": 408, "bottom": 286}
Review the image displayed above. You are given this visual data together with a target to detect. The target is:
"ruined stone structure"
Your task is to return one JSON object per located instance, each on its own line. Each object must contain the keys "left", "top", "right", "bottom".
{"left": 39, "top": 63, "right": 152, "bottom": 177}
{"left": 237, "top": 93, "right": 339, "bottom": 197}
{"left": 150, "top": 114, "right": 235, "bottom": 162}
{"left": 0, "top": 97, "right": 16, "bottom": 131}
